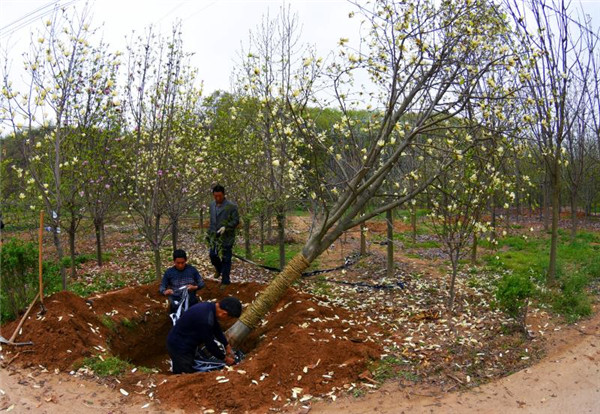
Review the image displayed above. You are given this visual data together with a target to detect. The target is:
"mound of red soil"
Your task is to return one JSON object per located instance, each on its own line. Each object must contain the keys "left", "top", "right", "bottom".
{"left": 1, "top": 280, "right": 382, "bottom": 413}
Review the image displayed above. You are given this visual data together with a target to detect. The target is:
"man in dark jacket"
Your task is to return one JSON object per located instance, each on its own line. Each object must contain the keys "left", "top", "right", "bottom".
{"left": 207, "top": 185, "right": 239, "bottom": 287}
{"left": 160, "top": 249, "right": 205, "bottom": 313}
{"left": 166, "top": 296, "right": 242, "bottom": 374}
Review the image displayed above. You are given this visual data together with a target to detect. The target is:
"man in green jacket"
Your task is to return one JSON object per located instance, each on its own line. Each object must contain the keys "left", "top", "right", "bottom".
{"left": 207, "top": 184, "right": 239, "bottom": 287}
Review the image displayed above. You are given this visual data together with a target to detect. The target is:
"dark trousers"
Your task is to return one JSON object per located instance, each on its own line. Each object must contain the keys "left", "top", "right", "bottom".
{"left": 167, "top": 342, "right": 196, "bottom": 374}
{"left": 209, "top": 244, "right": 233, "bottom": 284}
{"left": 167, "top": 293, "right": 198, "bottom": 314}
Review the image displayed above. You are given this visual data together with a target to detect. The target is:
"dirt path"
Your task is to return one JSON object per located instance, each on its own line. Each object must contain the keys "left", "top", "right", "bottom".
{"left": 312, "top": 312, "right": 600, "bottom": 414}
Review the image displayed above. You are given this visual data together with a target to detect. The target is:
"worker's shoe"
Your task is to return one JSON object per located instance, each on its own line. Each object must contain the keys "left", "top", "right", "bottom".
{"left": 219, "top": 283, "right": 230, "bottom": 291}
{"left": 214, "top": 270, "right": 221, "bottom": 280}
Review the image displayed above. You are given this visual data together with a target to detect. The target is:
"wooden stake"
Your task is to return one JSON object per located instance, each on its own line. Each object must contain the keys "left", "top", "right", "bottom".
{"left": 8, "top": 293, "right": 40, "bottom": 343}
{"left": 39, "top": 210, "right": 44, "bottom": 305}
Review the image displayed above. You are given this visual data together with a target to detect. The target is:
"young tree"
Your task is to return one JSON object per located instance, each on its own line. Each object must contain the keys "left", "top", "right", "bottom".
{"left": 1, "top": 6, "right": 115, "bottom": 288}
{"left": 227, "top": 0, "right": 517, "bottom": 344}
{"left": 507, "top": 0, "right": 593, "bottom": 284}
{"left": 119, "top": 25, "right": 199, "bottom": 278}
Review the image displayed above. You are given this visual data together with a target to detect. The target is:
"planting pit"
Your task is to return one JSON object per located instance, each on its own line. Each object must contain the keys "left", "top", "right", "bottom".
{"left": 1, "top": 280, "right": 382, "bottom": 412}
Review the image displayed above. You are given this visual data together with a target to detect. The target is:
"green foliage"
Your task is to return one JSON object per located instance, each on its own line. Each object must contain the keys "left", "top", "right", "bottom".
{"left": 121, "top": 318, "right": 136, "bottom": 329}
{"left": 369, "top": 356, "right": 416, "bottom": 383}
{"left": 0, "top": 238, "right": 38, "bottom": 320}
{"left": 101, "top": 316, "right": 116, "bottom": 331}
{"left": 80, "top": 355, "right": 130, "bottom": 377}
{"left": 494, "top": 273, "right": 534, "bottom": 322}
{"left": 234, "top": 243, "right": 312, "bottom": 270}
{"left": 552, "top": 273, "right": 592, "bottom": 322}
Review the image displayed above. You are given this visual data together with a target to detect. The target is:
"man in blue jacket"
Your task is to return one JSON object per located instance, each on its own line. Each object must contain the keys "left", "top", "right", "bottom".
{"left": 166, "top": 296, "right": 242, "bottom": 374}
{"left": 160, "top": 249, "right": 205, "bottom": 313}
{"left": 207, "top": 185, "right": 239, "bottom": 287}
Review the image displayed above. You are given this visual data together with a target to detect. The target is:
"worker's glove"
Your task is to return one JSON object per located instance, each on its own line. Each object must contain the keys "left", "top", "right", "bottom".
{"left": 217, "top": 226, "right": 226, "bottom": 235}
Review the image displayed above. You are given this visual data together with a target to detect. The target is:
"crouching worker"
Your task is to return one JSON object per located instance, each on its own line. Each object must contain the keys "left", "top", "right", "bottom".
{"left": 167, "top": 297, "right": 242, "bottom": 374}
{"left": 160, "top": 249, "right": 205, "bottom": 314}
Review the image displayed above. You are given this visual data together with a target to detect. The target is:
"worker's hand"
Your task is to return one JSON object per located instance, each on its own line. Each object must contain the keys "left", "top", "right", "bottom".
{"left": 217, "top": 226, "right": 226, "bottom": 235}
{"left": 187, "top": 284, "right": 198, "bottom": 291}
{"left": 224, "top": 355, "right": 235, "bottom": 365}
{"left": 164, "top": 289, "right": 173, "bottom": 296}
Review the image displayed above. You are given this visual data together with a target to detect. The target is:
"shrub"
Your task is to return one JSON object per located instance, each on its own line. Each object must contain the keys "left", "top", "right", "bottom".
{"left": 552, "top": 273, "right": 592, "bottom": 322}
{"left": 495, "top": 273, "right": 535, "bottom": 334}
{"left": 1, "top": 238, "right": 39, "bottom": 320}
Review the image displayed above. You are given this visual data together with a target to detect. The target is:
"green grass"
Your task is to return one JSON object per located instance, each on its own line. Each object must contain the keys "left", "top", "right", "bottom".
{"left": 370, "top": 356, "right": 416, "bottom": 383}
{"left": 101, "top": 315, "right": 117, "bottom": 331}
{"left": 234, "top": 243, "right": 318, "bottom": 270}
{"left": 79, "top": 355, "right": 131, "bottom": 377}
{"left": 484, "top": 230, "right": 599, "bottom": 322}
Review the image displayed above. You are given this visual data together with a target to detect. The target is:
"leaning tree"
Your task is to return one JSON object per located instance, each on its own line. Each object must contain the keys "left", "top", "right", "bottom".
{"left": 227, "top": 0, "right": 518, "bottom": 344}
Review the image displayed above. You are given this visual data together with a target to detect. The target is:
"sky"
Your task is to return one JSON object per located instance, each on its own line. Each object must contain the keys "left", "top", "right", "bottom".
{"left": 1, "top": 0, "right": 599, "bottom": 96}
{"left": 0, "top": 0, "right": 361, "bottom": 95}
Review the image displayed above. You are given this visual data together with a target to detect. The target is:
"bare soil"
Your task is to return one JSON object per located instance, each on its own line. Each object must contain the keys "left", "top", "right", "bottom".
{"left": 1, "top": 213, "right": 599, "bottom": 413}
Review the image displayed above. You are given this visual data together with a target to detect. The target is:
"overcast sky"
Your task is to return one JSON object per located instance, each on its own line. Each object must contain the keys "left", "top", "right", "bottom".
{"left": 0, "top": 0, "right": 360, "bottom": 94}
{"left": 1, "top": 0, "right": 599, "bottom": 95}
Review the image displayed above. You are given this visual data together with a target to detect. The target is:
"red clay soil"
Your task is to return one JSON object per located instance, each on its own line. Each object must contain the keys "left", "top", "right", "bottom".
{"left": 1, "top": 280, "right": 382, "bottom": 413}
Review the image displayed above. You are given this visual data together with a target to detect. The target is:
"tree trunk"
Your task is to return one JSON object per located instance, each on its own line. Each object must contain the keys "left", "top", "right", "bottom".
{"left": 100, "top": 220, "right": 106, "bottom": 248}
{"left": 52, "top": 227, "right": 67, "bottom": 290}
{"left": 94, "top": 219, "right": 103, "bottom": 266}
{"left": 360, "top": 224, "right": 367, "bottom": 256}
{"left": 259, "top": 214, "right": 265, "bottom": 253}
{"left": 491, "top": 198, "right": 497, "bottom": 241}
{"left": 199, "top": 207, "right": 204, "bottom": 235}
{"left": 411, "top": 203, "right": 417, "bottom": 243}
{"left": 543, "top": 174, "right": 550, "bottom": 232}
{"left": 153, "top": 247, "right": 162, "bottom": 280}
{"left": 448, "top": 252, "right": 458, "bottom": 311}
{"left": 244, "top": 218, "right": 252, "bottom": 260}
{"left": 68, "top": 219, "right": 76, "bottom": 280}
{"left": 277, "top": 212, "right": 285, "bottom": 270}
{"left": 547, "top": 166, "right": 560, "bottom": 285}
{"left": 387, "top": 209, "right": 394, "bottom": 278}
{"left": 570, "top": 191, "right": 578, "bottom": 241}
{"left": 471, "top": 232, "right": 478, "bottom": 265}
{"left": 227, "top": 253, "right": 310, "bottom": 344}
{"left": 267, "top": 211, "right": 273, "bottom": 241}
{"left": 171, "top": 216, "right": 178, "bottom": 251}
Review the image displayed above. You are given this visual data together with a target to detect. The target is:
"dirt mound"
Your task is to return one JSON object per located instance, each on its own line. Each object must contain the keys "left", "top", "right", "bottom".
{"left": 1, "top": 280, "right": 382, "bottom": 413}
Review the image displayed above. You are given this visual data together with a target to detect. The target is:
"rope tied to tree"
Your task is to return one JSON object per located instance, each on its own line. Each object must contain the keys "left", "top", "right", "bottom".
{"left": 240, "top": 253, "right": 310, "bottom": 329}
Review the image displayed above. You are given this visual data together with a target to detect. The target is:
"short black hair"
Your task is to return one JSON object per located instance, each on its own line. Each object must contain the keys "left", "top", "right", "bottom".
{"left": 173, "top": 249, "right": 187, "bottom": 260}
{"left": 219, "top": 296, "right": 242, "bottom": 318}
{"left": 212, "top": 184, "right": 225, "bottom": 194}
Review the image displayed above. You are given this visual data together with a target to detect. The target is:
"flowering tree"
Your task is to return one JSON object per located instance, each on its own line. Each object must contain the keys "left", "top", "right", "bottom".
{"left": 235, "top": 6, "right": 321, "bottom": 269}
{"left": 1, "top": 7, "right": 116, "bottom": 288}
{"left": 118, "top": 25, "right": 201, "bottom": 278}
{"left": 227, "top": 0, "right": 517, "bottom": 344}
{"left": 507, "top": 0, "right": 593, "bottom": 284}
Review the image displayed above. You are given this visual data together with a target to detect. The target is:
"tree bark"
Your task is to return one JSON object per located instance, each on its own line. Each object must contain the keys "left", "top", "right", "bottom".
{"left": 277, "top": 211, "right": 285, "bottom": 270}
{"left": 199, "top": 207, "right": 204, "bottom": 235}
{"left": 411, "top": 203, "right": 417, "bottom": 243}
{"left": 259, "top": 214, "right": 265, "bottom": 253}
{"left": 387, "top": 209, "right": 394, "bottom": 278}
{"left": 171, "top": 216, "right": 178, "bottom": 251}
{"left": 548, "top": 165, "right": 560, "bottom": 285}
{"left": 471, "top": 232, "right": 478, "bottom": 265}
{"left": 570, "top": 191, "right": 578, "bottom": 241}
{"left": 360, "top": 224, "right": 367, "bottom": 256}
{"left": 153, "top": 247, "right": 162, "bottom": 280}
{"left": 244, "top": 218, "right": 252, "bottom": 260}
{"left": 52, "top": 227, "right": 67, "bottom": 290}
{"left": 448, "top": 252, "right": 458, "bottom": 311}
{"left": 68, "top": 219, "right": 76, "bottom": 280}
{"left": 94, "top": 219, "right": 103, "bottom": 266}
{"left": 543, "top": 172, "right": 550, "bottom": 232}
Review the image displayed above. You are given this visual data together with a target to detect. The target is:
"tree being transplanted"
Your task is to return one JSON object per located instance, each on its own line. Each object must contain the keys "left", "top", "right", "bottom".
{"left": 226, "top": 0, "right": 518, "bottom": 344}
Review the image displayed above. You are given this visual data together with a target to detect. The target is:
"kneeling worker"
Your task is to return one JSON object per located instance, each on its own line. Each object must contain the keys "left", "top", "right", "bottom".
{"left": 167, "top": 297, "right": 242, "bottom": 374}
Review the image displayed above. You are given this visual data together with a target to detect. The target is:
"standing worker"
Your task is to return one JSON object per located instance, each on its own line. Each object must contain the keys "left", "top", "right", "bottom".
{"left": 207, "top": 185, "right": 239, "bottom": 288}
{"left": 166, "top": 297, "right": 242, "bottom": 374}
